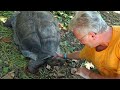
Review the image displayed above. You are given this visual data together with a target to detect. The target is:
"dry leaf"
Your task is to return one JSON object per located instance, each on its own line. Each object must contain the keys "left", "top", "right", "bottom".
{"left": 58, "top": 23, "right": 67, "bottom": 31}
{"left": 0, "top": 37, "right": 12, "bottom": 43}
{"left": 58, "top": 23, "right": 64, "bottom": 29}
{"left": 46, "top": 64, "right": 51, "bottom": 70}
{"left": 1, "top": 71, "right": 15, "bottom": 79}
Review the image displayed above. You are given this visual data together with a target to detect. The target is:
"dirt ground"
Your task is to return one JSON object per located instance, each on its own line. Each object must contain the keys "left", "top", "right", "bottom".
{"left": 100, "top": 11, "right": 120, "bottom": 25}
{"left": 1, "top": 11, "right": 120, "bottom": 79}
{"left": 53, "top": 11, "right": 120, "bottom": 79}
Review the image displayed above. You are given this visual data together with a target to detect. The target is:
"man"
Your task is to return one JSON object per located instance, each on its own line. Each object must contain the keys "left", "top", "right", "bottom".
{"left": 55, "top": 11, "right": 120, "bottom": 79}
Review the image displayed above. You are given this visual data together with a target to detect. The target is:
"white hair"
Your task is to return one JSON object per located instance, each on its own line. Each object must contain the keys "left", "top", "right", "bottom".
{"left": 68, "top": 11, "right": 108, "bottom": 34}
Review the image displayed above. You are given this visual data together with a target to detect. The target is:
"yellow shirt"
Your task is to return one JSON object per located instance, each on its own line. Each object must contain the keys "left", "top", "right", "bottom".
{"left": 79, "top": 26, "right": 120, "bottom": 77}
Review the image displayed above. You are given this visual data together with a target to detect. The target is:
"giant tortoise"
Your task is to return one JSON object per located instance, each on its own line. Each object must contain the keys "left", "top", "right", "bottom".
{"left": 4, "top": 11, "right": 61, "bottom": 74}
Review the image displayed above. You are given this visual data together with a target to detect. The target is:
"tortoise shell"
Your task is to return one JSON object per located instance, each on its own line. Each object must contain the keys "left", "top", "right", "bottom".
{"left": 5, "top": 11, "right": 60, "bottom": 63}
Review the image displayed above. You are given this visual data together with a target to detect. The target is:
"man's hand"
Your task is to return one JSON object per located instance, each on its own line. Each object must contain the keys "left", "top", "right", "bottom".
{"left": 52, "top": 52, "right": 64, "bottom": 59}
{"left": 75, "top": 67, "right": 107, "bottom": 79}
{"left": 75, "top": 67, "right": 91, "bottom": 79}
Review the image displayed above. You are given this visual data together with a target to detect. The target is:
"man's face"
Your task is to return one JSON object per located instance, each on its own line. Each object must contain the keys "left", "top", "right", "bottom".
{"left": 73, "top": 29, "right": 100, "bottom": 48}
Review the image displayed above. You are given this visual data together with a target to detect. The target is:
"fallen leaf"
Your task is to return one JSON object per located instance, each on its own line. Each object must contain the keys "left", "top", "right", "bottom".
{"left": 46, "top": 64, "right": 51, "bottom": 70}
{"left": 1, "top": 71, "right": 15, "bottom": 79}
{"left": 58, "top": 23, "right": 68, "bottom": 31}
{"left": 58, "top": 23, "right": 64, "bottom": 29}
{"left": 0, "top": 37, "right": 12, "bottom": 43}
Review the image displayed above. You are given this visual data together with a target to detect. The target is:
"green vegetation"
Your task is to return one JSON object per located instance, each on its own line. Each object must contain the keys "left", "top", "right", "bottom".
{"left": 0, "top": 11, "right": 120, "bottom": 79}
{"left": 0, "top": 11, "right": 82, "bottom": 79}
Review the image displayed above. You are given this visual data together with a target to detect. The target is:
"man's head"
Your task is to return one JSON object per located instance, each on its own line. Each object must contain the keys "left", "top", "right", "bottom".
{"left": 68, "top": 11, "right": 108, "bottom": 47}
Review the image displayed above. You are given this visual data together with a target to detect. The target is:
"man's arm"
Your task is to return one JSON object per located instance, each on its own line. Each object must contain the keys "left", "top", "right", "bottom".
{"left": 89, "top": 71, "right": 120, "bottom": 79}
{"left": 75, "top": 67, "right": 105, "bottom": 79}
{"left": 66, "top": 51, "right": 81, "bottom": 60}
{"left": 75, "top": 67, "right": 120, "bottom": 79}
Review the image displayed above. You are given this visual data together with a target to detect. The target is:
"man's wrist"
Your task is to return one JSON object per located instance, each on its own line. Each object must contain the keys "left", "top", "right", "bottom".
{"left": 63, "top": 53, "right": 67, "bottom": 59}
{"left": 88, "top": 71, "right": 92, "bottom": 79}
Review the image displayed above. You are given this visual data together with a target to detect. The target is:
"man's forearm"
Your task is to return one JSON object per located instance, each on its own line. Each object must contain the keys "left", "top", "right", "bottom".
{"left": 66, "top": 51, "right": 81, "bottom": 60}
{"left": 89, "top": 71, "right": 106, "bottom": 79}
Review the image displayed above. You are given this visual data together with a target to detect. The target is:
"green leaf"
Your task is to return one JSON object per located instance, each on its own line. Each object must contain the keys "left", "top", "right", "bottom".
{"left": 2, "top": 67, "right": 9, "bottom": 74}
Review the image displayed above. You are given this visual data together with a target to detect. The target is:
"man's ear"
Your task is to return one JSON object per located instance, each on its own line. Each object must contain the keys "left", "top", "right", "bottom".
{"left": 88, "top": 32, "right": 96, "bottom": 39}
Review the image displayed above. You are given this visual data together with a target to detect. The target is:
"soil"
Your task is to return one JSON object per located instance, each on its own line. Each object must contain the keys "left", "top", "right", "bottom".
{"left": 1, "top": 11, "right": 120, "bottom": 79}
{"left": 99, "top": 11, "right": 120, "bottom": 25}
{"left": 52, "top": 11, "right": 120, "bottom": 79}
